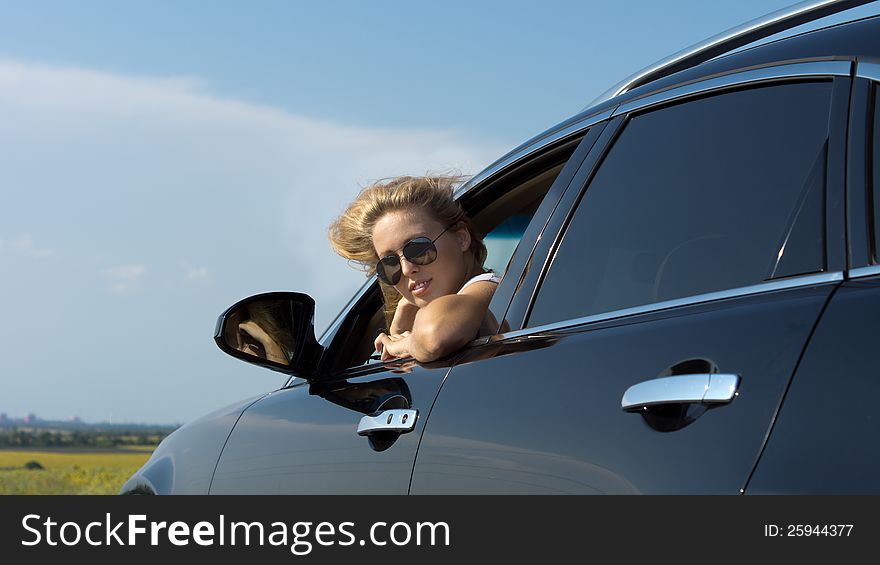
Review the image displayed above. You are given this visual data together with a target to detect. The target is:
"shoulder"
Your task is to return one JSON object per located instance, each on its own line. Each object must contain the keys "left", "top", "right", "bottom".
{"left": 459, "top": 272, "right": 502, "bottom": 293}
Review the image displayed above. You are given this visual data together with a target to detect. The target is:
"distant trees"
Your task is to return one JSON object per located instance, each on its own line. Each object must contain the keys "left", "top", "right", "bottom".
{"left": 0, "top": 427, "right": 175, "bottom": 448}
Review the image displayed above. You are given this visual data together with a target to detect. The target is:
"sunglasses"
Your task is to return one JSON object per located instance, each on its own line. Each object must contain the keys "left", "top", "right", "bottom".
{"left": 376, "top": 224, "right": 454, "bottom": 286}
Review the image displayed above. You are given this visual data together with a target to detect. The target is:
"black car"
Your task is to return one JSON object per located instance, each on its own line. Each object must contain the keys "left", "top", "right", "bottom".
{"left": 122, "top": 0, "right": 880, "bottom": 494}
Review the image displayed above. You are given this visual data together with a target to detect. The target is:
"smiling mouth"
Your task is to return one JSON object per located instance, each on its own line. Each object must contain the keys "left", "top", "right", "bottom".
{"left": 410, "top": 279, "right": 431, "bottom": 296}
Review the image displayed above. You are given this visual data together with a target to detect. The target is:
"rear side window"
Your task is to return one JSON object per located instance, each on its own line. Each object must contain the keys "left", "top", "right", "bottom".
{"left": 529, "top": 82, "right": 833, "bottom": 327}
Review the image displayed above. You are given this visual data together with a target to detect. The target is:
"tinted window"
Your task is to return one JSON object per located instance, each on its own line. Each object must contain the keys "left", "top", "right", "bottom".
{"left": 529, "top": 82, "right": 833, "bottom": 327}
{"left": 482, "top": 214, "right": 532, "bottom": 274}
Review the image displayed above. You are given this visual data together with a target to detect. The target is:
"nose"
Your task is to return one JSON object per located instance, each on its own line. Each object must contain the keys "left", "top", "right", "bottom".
{"left": 399, "top": 256, "right": 419, "bottom": 279}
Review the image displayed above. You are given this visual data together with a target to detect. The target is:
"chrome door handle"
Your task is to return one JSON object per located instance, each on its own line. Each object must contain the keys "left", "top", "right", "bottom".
{"left": 621, "top": 374, "right": 740, "bottom": 411}
{"left": 357, "top": 409, "right": 418, "bottom": 436}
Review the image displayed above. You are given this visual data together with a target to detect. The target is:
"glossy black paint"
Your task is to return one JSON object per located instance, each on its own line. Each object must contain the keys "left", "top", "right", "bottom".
{"left": 120, "top": 394, "right": 266, "bottom": 495}
{"left": 847, "top": 79, "right": 873, "bottom": 267}
{"left": 209, "top": 365, "right": 450, "bottom": 494}
{"left": 653, "top": 2, "right": 870, "bottom": 83}
{"left": 618, "top": 15, "right": 880, "bottom": 108}
{"left": 213, "top": 292, "right": 323, "bottom": 376}
{"left": 827, "top": 77, "right": 855, "bottom": 274}
{"left": 747, "top": 278, "right": 880, "bottom": 493}
{"left": 871, "top": 84, "right": 880, "bottom": 262}
{"left": 411, "top": 284, "right": 835, "bottom": 494}
{"left": 502, "top": 115, "right": 628, "bottom": 331}
{"left": 483, "top": 123, "right": 607, "bottom": 329}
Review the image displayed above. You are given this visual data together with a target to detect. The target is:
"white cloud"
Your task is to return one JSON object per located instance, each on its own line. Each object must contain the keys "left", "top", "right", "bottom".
{"left": 0, "top": 59, "right": 511, "bottom": 425}
{"left": 0, "top": 59, "right": 502, "bottom": 170}
{"left": 186, "top": 267, "right": 209, "bottom": 281}
{"left": 0, "top": 60, "right": 505, "bottom": 318}
{"left": 23, "top": 62, "right": 500, "bottom": 323}
{"left": 103, "top": 264, "right": 146, "bottom": 278}
{"left": 100, "top": 264, "right": 146, "bottom": 294}
{"left": 176, "top": 260, "right": 210, "bottom": 284}
{"left": 0, "top": 233, "right": 54, "bottom": 258}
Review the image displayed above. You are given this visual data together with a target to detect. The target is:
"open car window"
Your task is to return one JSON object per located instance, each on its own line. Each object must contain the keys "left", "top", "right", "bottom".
{"left": 322, "top": 138, "right": 586, "bottom": 374}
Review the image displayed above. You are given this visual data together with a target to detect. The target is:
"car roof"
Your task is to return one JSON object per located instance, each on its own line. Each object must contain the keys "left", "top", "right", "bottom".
{"left": 620, "top": 13, "right": 880, "bottom": 103}
{"left": 458, "top": 4, "right": 879, "bottom": 200}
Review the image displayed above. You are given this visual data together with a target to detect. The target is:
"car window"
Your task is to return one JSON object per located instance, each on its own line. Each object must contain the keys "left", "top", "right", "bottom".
{"left": 528, "top": 81, "right": 834, "bottom": 328}
{"left": 482, "top": 214, "right": 532, "bottom": 274}
{"left": 324, "top": 140, "right": 585, "bottom": 373}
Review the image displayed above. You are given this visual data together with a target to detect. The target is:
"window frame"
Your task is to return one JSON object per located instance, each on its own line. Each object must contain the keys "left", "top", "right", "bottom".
{"left": 502, "top": 61, "right": 852, "bottom": 336}
{"left": 848, "top": 62, "right": 880, "bottom": 276}
{"left": 287, "top": 113, "right": 609, "bottom": 386}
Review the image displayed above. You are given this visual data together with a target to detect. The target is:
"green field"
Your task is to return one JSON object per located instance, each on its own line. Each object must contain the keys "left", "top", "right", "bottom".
{"left": 0, "top": 447, "right": 155, "bottom": 495}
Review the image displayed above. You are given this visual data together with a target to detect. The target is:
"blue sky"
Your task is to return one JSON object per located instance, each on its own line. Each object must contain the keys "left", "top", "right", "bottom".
{"left": 2, "top": 0, "right": 869, "bottom": 425}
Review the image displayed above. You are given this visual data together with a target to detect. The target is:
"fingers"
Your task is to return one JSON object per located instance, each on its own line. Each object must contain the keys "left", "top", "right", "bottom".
{"left": 375, "top": 331, "right": 413, "bottom": 361}
{"left": 380, "top": 339, "right": 396, "bottom": 362}
{"left": 374, "top": 332, "right": 387, "bottom": 353}
{"left": 375, "top": 333, "right": 397, "bottom": 361}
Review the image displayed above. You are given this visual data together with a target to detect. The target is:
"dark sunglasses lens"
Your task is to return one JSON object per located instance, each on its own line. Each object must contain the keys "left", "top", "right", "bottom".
{"left": 403, "top": 238, "right": 437, "bottom": 265}
{"left": 377, "top": 256, "right": 402, "bottom": 285}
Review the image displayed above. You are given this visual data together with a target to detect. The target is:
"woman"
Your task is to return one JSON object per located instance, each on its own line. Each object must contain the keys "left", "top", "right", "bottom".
{"left": 328, "top": 175, "right": 500, "bottom": 363}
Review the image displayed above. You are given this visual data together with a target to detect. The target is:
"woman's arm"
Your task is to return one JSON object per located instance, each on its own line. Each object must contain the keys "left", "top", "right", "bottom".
{"left": 374, "top": 280, "right": 497, "bottom": 363}
{"left": 389, "top": 297, "right": 419, "bottom": 334}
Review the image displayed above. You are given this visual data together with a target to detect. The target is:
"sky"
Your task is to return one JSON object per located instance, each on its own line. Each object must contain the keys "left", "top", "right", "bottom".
{"left": 2, "top": 0, "right": 873, "bottom": 425}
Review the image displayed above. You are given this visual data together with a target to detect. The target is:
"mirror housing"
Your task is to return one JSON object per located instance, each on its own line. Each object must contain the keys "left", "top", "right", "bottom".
{"left": 214, "top": 292, "right": 324, "bottom": 378}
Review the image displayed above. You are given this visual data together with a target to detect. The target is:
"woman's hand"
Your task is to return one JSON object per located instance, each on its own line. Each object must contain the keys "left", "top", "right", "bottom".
{"left": 374, "top": 331, "right": 412, "bottom": 361}
{"left": 390, "top": 298, "right": 419, "bottom": 335}
{"left": 236, "top": 321, "right": 288, "bottom": 365}
{"left": 378, "top": 279, "right": 499, "bottom": 363}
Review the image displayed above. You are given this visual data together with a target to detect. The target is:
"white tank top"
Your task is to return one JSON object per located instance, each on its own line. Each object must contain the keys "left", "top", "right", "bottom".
{"left": 458, "top": 272, "right": 502, "bottom": 293}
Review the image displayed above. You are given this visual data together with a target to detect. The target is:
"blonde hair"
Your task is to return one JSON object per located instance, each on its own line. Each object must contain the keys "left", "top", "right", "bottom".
{"left": 328, "top": 175, "right": 487, "bottom": 323}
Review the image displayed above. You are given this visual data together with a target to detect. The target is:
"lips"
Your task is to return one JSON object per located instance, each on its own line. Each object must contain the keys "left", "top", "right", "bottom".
{"left": 409, "top": 278, "right": 431, "bottom": 297}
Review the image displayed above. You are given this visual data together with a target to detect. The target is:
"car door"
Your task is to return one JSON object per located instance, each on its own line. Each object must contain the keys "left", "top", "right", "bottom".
{"left": 207, "top": 122, "right": 606, "bottom": 494}
{"left": 411, "top": 63, "right": 852, "bottom": 494}
{"left": 746, "top": 62, "right": 880, "bottom": 493}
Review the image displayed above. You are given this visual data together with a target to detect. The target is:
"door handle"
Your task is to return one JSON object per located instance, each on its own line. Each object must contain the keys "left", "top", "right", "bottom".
{"left": 621, "top": 374, "right": 740, "bottom": 412}
{"left": 357, "top": 409, "right": 418, "bottom": 436}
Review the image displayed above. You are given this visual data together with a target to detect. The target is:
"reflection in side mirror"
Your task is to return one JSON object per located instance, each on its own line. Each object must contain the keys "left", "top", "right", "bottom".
{"left": 214, "top": 292, "right": 324, "bottom": 377}
{"left": 226, "top": 303, "right": 293, "bottom": 365}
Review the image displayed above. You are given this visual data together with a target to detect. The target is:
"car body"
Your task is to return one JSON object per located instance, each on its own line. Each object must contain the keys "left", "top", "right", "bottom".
{"left": 122, "top": 0, "right": 880, "bottom": 495}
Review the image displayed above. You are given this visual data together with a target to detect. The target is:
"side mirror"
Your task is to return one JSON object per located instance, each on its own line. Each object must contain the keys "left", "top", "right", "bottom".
{"left": 214, "top": 292, "right": 324, "bottom": 378}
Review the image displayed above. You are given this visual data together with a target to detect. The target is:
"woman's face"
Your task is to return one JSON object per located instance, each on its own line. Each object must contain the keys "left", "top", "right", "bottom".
{"left": 372, "top": 208, "right": 471, "bottom": 308}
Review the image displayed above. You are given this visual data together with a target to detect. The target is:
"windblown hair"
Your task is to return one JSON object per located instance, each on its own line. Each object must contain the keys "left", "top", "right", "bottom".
{"left": 328, "top": 174, "right": 487, "bottom": 272}
{"left": 328, "top": 175, "right": 487, "bottom": 325}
